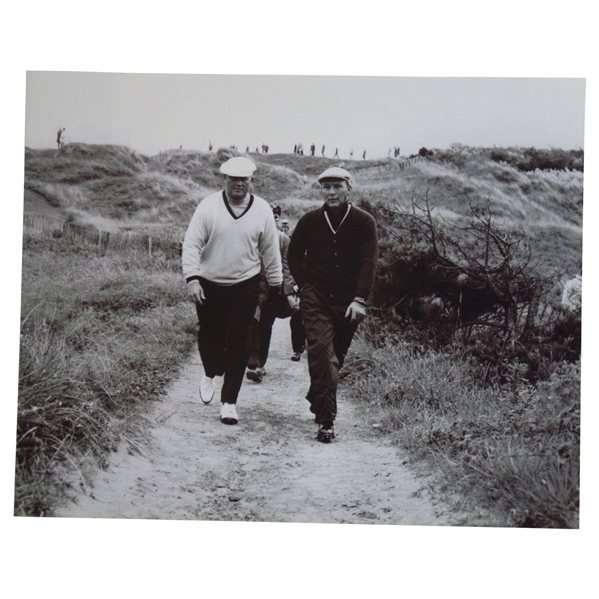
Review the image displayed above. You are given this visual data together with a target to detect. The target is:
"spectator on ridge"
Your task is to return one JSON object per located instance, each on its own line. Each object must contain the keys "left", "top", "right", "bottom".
{"left": 56, "top": 127, "right": 65, "bottom": 149}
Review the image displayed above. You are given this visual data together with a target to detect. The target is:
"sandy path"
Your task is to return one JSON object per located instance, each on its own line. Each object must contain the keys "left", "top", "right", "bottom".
{"left": 56, "top": 318, "right": 457, "bottom": 525}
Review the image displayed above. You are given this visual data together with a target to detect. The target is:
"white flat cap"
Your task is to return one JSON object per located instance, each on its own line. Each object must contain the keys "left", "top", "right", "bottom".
{"left": 220, "top": 156, "right": 257, "bottom": 177}
{"left": 317, "top": 166, "right": 352, "bottom": 183}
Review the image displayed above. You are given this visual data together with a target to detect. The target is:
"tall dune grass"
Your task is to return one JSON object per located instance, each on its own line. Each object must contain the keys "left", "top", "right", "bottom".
{"left": 16, "top": 234, "right": 197, "bottom": 515}
{"left": 344, "top": 332, "right": 580, "bottom": 528}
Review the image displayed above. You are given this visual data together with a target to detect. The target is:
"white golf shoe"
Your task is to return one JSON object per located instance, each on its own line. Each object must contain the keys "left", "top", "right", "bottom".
{"left": 220, "top": 402, "right": 238, "bottom": 425}
{"left": 199, "top": 375, "right": 215, "bottom": 404}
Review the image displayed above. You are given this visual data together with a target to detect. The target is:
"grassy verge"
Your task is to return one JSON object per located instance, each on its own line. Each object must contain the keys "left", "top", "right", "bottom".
{"left": 16, "top": 234, "right": 197, "bottom": 516}
{"left": 343, "top": 326, "right": 580, "bottom": 528}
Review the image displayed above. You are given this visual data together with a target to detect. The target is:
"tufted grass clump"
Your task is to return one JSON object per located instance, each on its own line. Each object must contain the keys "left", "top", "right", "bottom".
{"left": 15, "top": 234, "right": 197, "bottom": 516}
{"left": 344, "top": 333, "right": 580, "bottom": 528}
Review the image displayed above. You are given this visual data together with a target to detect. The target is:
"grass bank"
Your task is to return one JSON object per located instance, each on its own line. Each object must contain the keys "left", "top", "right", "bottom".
{"left": 16, "top": 234, "right": 197, "bottom": 516}
{"left": 343, "top": 326, "right": 580, "bottom": 528}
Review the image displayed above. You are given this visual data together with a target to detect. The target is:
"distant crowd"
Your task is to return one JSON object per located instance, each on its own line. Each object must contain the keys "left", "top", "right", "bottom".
{"left": 207, "top": 139, "right": 395, "bottom": 161}
{"left": 54, "top": 128, "right": 403, "bottom": 162}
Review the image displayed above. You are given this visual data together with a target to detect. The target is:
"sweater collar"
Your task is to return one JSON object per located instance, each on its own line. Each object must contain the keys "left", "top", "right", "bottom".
{"left": 222, "top": 191, "right": 254, "bottom": 219}
{"left": 323, "top": 203, "right": 351, "bottom": 234}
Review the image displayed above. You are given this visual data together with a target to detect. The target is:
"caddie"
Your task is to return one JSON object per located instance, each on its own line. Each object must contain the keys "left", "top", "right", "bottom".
{"left": 182, "top": 156, "right": 282, "bottom": 425}
{"left": 288, "top": 166, "right": 378, "bottom": 442}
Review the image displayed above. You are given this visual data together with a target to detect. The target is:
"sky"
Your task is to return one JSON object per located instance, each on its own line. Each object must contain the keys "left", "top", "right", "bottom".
{"left": 2, "top": 1, "right": 598, "bottom": 597}
{"left": 25, "top": 73, "right": 585, "bottom": 158}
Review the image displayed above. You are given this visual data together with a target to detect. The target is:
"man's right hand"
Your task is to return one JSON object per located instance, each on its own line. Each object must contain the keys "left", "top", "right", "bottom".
{"left": 287, "top": 294, "right": 300, "bottom": 312}
{"left": 345, "top": 300, "right": 366, "bottom": 324}
{"left": 187, "top": 279, "right": 205, "bottom": 304}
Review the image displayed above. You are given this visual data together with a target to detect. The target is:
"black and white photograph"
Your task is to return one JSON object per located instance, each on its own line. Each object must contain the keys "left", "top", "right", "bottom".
{"left": 1, "top": 2, "right": 597, "bottom": 598}
{"left": 17, "top": 72, "right": 585, "bottom": 527}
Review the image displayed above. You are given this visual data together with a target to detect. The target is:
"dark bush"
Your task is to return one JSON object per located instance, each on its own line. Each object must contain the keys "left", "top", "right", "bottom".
{"left": 432, "top": 146, "right": 583, "bottom": 173}
{"left": 363, "top": 196, "right": 581, "bottom": 384}
{"left": 490, "top": 147, "right": 583, "bottom": 172}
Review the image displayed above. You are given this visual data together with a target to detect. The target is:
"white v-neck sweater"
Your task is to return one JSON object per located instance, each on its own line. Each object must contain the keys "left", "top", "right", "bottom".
{"left": 182, "top": 191, "right": 283, "bottom": 286}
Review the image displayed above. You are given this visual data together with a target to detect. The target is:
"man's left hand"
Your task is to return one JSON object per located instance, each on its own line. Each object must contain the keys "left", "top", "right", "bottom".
{"left": 345, "top": 301, "right": 366, "bottom": 324}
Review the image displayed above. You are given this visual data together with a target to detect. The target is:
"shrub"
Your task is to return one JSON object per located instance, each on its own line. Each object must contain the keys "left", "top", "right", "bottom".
{"left": 489, "top": 146, "right": 584, "bottom": 172}
{"left": 360, "top": 192, "right": 581, "bottom": 384}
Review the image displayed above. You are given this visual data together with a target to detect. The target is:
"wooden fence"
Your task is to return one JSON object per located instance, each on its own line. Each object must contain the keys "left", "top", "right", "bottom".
{"left": 388, "top": 155, "right": 427, "bottom": 171}
{"left": 23, "top": 214, "right": 182, "bottom": 259}
{"left": 398, "top": 155, "right": 427, "bottom": 170}
{"left": 362, "top": 155, "right": 428, "bottom": 176}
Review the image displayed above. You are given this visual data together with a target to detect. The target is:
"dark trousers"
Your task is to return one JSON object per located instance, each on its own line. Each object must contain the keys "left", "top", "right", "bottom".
{"left": 300, "top": 283, "right": 358, "bottom": 425}
{"left": 290, "top": 311, "right": 305, "bottom": 354}
{"left": 248, "top": 303, "right": 306, "bottom": 368}
{"left": 248, "top": 299, "right": 276, "bottom": 369}
{"left": 195, "top": 275, "right": 260, "bottom": 404}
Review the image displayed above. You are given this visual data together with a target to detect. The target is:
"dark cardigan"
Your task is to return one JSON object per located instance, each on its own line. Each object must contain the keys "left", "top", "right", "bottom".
{"left": 288, "top": 203, "right": 378, "bottom": 303}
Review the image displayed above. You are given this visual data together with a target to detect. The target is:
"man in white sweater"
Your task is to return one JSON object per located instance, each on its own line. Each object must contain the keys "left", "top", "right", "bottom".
{"left": 182, "top": 156, "right": 283, "bottom": 424}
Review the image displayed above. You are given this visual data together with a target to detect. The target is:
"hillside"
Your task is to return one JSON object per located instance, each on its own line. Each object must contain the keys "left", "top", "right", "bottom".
{"left": 24, "top": 143, "right": 583, "bottom": 272}
{"left": 19, "top": 143, "right": 583, "bottom": 526}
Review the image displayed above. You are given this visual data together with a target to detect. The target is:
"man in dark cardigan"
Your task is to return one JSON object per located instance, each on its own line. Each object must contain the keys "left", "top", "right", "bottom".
{"left": 288, "top": 167, "right": 378, "bottom": 443}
